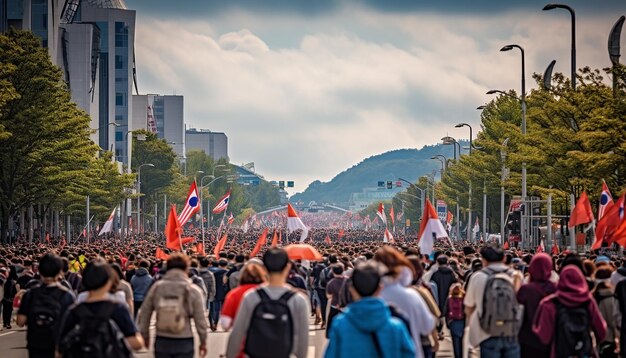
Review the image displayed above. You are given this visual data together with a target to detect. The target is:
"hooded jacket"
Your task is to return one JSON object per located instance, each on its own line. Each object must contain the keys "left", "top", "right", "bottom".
{"left": 532, "top": 266, "right": 607, "bottom": 358}
{"left": 130, "top": 267, "right": 153, "bottom": 302}
{"left": 517, "top": 253, "right": 557, "bottom": 350}
{"left": 324, "top": 297, "right": 415, "bottom": 358}
{"left": 430, "top": 266, "right": 457, "bottom": 315}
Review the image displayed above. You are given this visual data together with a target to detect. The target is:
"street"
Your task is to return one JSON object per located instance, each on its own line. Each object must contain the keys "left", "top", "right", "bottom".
{"left": 0, "top": 317, "right": 455, "bottom": 358}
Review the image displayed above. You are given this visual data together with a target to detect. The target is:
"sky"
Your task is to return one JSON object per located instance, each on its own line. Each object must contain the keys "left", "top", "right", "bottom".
{"left": 126, "top": 0, "right": 625, "bottom": 194}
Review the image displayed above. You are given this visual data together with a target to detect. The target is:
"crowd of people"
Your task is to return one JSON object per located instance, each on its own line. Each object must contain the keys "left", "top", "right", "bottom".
{"left": 0, "top": 231, "right": 625, "bottom": 358}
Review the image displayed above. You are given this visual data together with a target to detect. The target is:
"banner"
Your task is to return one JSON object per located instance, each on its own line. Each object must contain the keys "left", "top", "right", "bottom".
{"left": 436, "top": 200, "right": 447, "bottom": 222}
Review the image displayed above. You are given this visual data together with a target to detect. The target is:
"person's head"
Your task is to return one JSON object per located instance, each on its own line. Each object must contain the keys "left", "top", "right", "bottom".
{"left": 138, "top": 259, "right": 150, "bottom": 269}
{"left": 331, "top": 263, "right": 344, "bottom": 276}
{"left": 436, "top": 255, "right": 449, "bottom": 266}
{"left": 235, "top": 254, "right": 245, "bottom": 264}
{"left": 528, "top": 253, "right": 553, "bottom": 283}
{"left": 218, "top": 259, "right": 228, "bottom": 268}
{"left": 82, "top": 259, "right": 113, "bottom": 292}
{"left": 199, "top": 257, "right": 210, "bottom": 268}
{"left": 582, "top": 260, "right": 596, "bottom": 278}
{"left": 239, "top": 262, "right": 268, "bottom": 285}
{"left": 350, "top": 261, "right": 387, "bottom": 299}
{"left": 449, "top": 283, "right": 465, "bottom": 298}
{"left": 263, "top": 248, "right": 290, "bottom": 276}
{"left": 406, "top": 255, "right": 424, "bottom": 284}
{"left": 167, "top": 254, "right": 190, "bottom": 272}
{"left": 39, "top": 253, "right": 63, "bottom": 279}
{"left": 373, "top": 246, "right": 415, "bottom": 279}
{"left": 479, "top": 245, "right": 504, "bottom": 264}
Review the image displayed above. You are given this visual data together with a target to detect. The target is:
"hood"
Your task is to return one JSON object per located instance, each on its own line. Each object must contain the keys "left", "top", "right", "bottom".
{"left": 437, "top": 266, "right": 455, "bottom": 275}
{"left": 345, "top": 297, "right": 391, "bottom": 332}
{"left": 135, "top": 267, "right": 149, "bottom": 276}
{"left": 528, "top": 253, "right": 552, "bottom": 282}
{"left": 188, "top": 268, "right": 200, "bottom": 277}
{"left": 556, "top": 266, "right": 592, "bottom": 306}
{"left": 617, "top": 267, "right": 626, "bottom": 277}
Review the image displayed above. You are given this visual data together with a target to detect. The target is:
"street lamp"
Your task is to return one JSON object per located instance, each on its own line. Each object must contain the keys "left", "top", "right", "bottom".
{"left": 398, "top": 177, "right": 426, "bottom": 220}
{"left": 500, "top": 138, "right": 509, "bottom": 245}
{"left": 431, "top": 156, "right": 445, "bottom": 179}
{"left": 90, "top": 122, "right": 120, "bottom": 132}
{"left": 454, "top": 123, "right": 473, "bottom": 153}
{"left": 441, "top": 136, "right": 461, "bottom": 159}
{"left": 137, "top": 163, "right": 155, "bottom": 234}
{"left": 499, "top": 43, "right": 528, "bottom": 246}
{"left": 542, "top": 4, "right": 576, "bottom": 88}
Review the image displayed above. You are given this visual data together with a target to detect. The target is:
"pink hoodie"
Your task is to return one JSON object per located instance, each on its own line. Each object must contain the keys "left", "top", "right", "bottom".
{"left": 532, "top": 265, "right": 607, "bottom": 358}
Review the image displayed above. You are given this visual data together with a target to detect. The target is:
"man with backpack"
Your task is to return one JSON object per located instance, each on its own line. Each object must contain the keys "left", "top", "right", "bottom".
{"left": 137, "top": 253, "right": 208, "bottom": 358}
{"left": 56, "top": 258, "right": 144, "bottom": 358}
{"left": 16, "top": 253, "right": 75, "bottom": 358}
{"left": 226, "top": 248, "right": 309, "bottom": 358}
{"left": 464, "top": 245, "right": 522, "bottom": 357}
{"left": 324, "top": 261, "right": 415, "bottom": 358}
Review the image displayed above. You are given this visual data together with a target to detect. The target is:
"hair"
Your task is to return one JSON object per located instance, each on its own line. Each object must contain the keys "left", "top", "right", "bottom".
{"left": 263, "top": 248, "right": 290, "bottom": 273}
{"left": 406, "top": 255, "right": 424, "bottom": 283}
{"left": 436, "top": 255, "right": 449, "bottom": 266}
{"left": 235, "top": 254, "right": 245, "bottom": 264}
{"left": 82, "top": 258, "right": 112, "bottom": 291}
{"left": 331, "top": 263, "right": 344, "bottom": 276}
{"left": 373, "top": 246, "right": 415, "bottom": 278}
{"left": 328, "top": 253, "right": 338, "bottom": 264}
{"left": 110, "top": 262, "right": 124, "bottom": 280}
{"left": 449, "top": 283, "right": 465, "bottom": 298}
{"left": 239, "top": 263, "right": 268, "bottom": 285}
{"left": 582, "top": 260, "right": 596, "bottom": 278}
{"left": 480, "top": 245, "right": 504, "bottom": 263}
{"left": 199, "top": 257, "right": 210, "bottom": 268}
{"left": 138, "top": 259, "right": 150, "bottom": 269}
{"left": 351, "top": 261, "right": 386, "bottom": 297}
{"left": 167, "top": 254, "right": 190, "bottom": 271}
{"left": 39, "top": 253, "right": 63, "bottom": 278}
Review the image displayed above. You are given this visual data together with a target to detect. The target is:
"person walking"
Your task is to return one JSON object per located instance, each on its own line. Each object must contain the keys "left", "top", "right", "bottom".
{"left": 16, "top": 253, "right": 75, "bottom": 358}
{"left": 324, "top": 261, "right": 415, "bottom": 358}
{"left": 325, "top": 263, "right": 347, "bottom": 337}
{"left": 516, "top": 253, "right": 557, "bottom": 358}
{"left": 209, "top": 259, "right": 229, "bottom": 331}
{"left": 533, "top": 265, "right": 607, "bottom": 358}
{"left": 464, "top": 245, "right": 522, "bottom": 358}
{"left": 137, "top": 254, "right": 208, "bottom": 358}
{"left": 444, "top": 283, "right": 465, "bottom": 358}
{"left": 198, "top": 256, "right": 216, "bottom": 322}
{"left": 226, "top": 248, "right": 309, "bottom": 358}
{"left": 130, "top": 260, "right": 153, "bottom": 317}
{"left": 592, "top": 267, "right": 620, "bottom": 358}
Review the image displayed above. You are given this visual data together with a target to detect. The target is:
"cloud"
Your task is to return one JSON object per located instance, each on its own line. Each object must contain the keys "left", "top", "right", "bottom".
{"left": 134, "top": 6, "right": 621, "bottom": 194}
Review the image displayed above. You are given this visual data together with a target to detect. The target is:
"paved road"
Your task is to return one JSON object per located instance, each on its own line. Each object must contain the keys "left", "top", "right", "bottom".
{"left": 0, "top": 318, "right": 455, "bottom": 358}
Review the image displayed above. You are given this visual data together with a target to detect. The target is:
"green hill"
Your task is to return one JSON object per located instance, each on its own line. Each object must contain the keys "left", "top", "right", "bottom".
{"left": 291, "top": 143, "right": 464, "bottom": 207}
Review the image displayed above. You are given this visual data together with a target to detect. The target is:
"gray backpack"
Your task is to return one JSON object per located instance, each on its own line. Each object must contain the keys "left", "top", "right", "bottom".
{"left": 478, "top": 267, "right": 522, "bottom": 337}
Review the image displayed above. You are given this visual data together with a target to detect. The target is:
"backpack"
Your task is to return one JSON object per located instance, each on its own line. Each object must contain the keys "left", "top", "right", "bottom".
{"left": 59, "top": 302, "right": 131, "bottom": 358}
{"left": 446, "top": 296, "right": 464, "bottom": 321}
{"left": 155, "top": 282, "right": 191, "bottom": 334}
{"left": 478, "top": 267, "right": 522, "bottom": 337}
{"left": 27, "top": 286, "right": 67, "bottom": 350}
{"left": 318, "top": 266, "right": 332, "bottom": 289}
{"left": 244, "top": 289, "right": 295, "bottom": 358}
{"left": 553, "top": 298, "right": 592, "bottom": 358}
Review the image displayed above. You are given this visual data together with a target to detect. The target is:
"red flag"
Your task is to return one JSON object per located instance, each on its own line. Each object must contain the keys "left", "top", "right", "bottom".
{"left": 384, "top": 228, "right": 395, "bottom": 244}
{"left": 155, "top": 248, "right": 170, "bottom": 260}
{"left": 595, "top": 194, "right": 625, "bottom": 248}
{"left": 227, "top": 213, "right": 235, "bottom": 225}
{"left": 45, "top": 233, "right": 50, "bottom": 243}
{"left": 376, "top": 203, "right": 387, "bottom": 225}
{"left": 536, "top": 239, "right": 544, "bottom": 253}
{"left": 324, "top": 234, "right": 331, "bottom": 244}
{"left": 503, "top": 241, "right": 509, "bottom": 250}
{"left": 598, "top": 181, "right": 614, "bottom": 221}
{"left": 271, "top": 230, "right": 279, "bottom": 247}
{"left": 551, "top": 244, "right": 560, "bottom": 255}
{"left": 213, "top": 234, "right": 228, "bottom": 259}
{"left": 614, "top": 218, "right": 626, "bottom": 247}
{"left": 165, "top": 205, "right": 183, "bottom": 251}
{"left": 250, "top": 228, "right": 269, "bottom": 257}
{"left": 390, "top": 206, "right": 396, "bottom": 226}
{"left": 195, "top": 243, "right": 206, "bottom": 256}
{"left": 338, "top": 229, "right": 345, "bottom": 239}
{"left": 569, "top": 192, "right": 594, "bottom": 227}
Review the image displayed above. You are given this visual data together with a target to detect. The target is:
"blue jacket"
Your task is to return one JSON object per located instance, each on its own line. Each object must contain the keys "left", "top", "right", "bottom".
{"left": 324, "top": 297, "right": 415, "bottom": 358}
{"left": 130, "top": 267, "right": 153, "bottom": 301}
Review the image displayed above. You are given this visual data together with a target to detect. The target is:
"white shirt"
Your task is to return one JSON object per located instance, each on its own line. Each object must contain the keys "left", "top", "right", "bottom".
{"left": 76, "top": 290, "right": 128, "bottom": 307}
{"left": 463, "top": 263, "right": 509, "bottom": 347}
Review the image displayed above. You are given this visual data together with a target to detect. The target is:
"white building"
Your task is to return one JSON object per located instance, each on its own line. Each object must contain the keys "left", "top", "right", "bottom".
{"left": 132, "top": 94, "right": 185, "bottom": 157}
{"left": 186, "top": 128, "right": 228, "bottom": 161}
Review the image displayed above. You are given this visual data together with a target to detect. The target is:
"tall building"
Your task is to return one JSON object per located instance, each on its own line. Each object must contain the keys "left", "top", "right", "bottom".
{"left": 186, "top": 128, "right": 228, "bottom": 161}
{"left": 1, "top": 0, "right": 136, "bottom": 164}
{"left": 132, "top": 94, "right": 185, "bottom": 157}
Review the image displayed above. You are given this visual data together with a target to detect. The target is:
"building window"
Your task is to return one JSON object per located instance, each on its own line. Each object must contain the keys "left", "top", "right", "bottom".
{"left": 115, "top": 131, "right": 123, "bottom": 141}
{"left": 116, "top": 93, "right": 124, "bottom": 106}
{"left": 115, "top": 55, "right": 123, "bottom": 69}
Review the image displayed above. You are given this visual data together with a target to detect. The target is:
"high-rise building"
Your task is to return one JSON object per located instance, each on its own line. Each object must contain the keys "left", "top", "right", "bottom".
{"left": 132, "top": 94, "right": 185, "bottom": 157}
{"left": 1, "top": 0, "right": 136, "bottom": 165}
{"left": 186, "top": 128, "right": 228, "bottom": 161}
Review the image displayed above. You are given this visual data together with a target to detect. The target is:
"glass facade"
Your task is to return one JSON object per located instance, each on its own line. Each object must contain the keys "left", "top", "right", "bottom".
{"left": 97, "top": 21, "right": 109, "bottom": 152}
{"left": 114, "top": 21, "right": 129, "bottom": 162}
{"left": 30, "top": 0, "right": 47, "bottom": 47}
{"left": 153, "top": 96, "right": 165, "bottom": 138}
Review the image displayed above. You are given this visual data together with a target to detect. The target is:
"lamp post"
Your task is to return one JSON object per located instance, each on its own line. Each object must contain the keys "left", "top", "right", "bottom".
{"left": 501, "top": 138, "right": 509, "bottom": 245}
{"left": 125, "top": 131, "right": 146, "bottom": 235}
{"left": 398, "top": 177, "right": 426, "bottom": 219}
{"left": 441, "top": 136, "right": 461, "bottom": 159}
{"left": 498, "top": 42, "right": 528, "bottom": 246}
{"left": 431, "top": 156, "right": 445, "bottom": 180}
{"left": 454, "top": 123, "right": 473, "bottom": 153}
{"left": 543, "top": 4, "right": 576, "bottom": 89}
{"left": 200, "top": 166, "right": 227, "bottom": 249}
{"left": 609, "top": 16, "right": 625, "bottom": 96}
{"left": 137, "top": 163, "right": 154, "bottom": 234}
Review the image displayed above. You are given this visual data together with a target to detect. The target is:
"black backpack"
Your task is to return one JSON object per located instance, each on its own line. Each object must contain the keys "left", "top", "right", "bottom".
{"left": 244, "top": 289, "right": 295, "bottom": 358}
{"left": 59, "top": 302, "right": 131, "bottom": 358}
{"left": 27, "top": 285, "right": 67, "bottom": 350}
{"left": 553, "top": 298, "right": 592, "bottom": 358}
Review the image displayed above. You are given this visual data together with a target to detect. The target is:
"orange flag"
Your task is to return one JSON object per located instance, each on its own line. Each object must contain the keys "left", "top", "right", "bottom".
{"left": 213, "top": 234, "right": 228, "bottom": 259}
{"left": 595, "top": 194, "right": 625, "bottom": 248}
{"left": 165, "top": 205, "right": 182, "bottom": 251}
{"left": 324, "top": 234, "right": 331, "bottom": 244}
{"left": 250, "top": 228, "right": 269, "bottom": 257}
{"left": 271, "top": 230, "right": 279, "bottom": 247}
{"left": 503, "top": 241, "right": 509, "bottom": 250}
{"left": 156, "top": 248, "right": 169, "bottom": 260}
{"left": 181, "top": 237, "right": 195, "bottom": 246}
{"left": 390, "top": 206, "right": 396, "bottom": 226}
{"left": 613, "top": 217, "right": 626, "bottom": 248}
{"left": 195, "top": 243, "right": 206, "bottom": 255}
{"left": 569, "top": 192, "right": 594, "bottom": 227}
{"left": 338, "top": 229, "right": 345, "bottom": 239}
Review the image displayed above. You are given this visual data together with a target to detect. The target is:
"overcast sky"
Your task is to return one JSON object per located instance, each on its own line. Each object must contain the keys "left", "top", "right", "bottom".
{"left": 126, "top": 0, "right": 625, "bottom": 194}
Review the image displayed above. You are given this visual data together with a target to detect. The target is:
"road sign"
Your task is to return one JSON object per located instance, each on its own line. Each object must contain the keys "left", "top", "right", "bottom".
{"left": 287, "top": 181, "right": 294, "bottom": 188}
